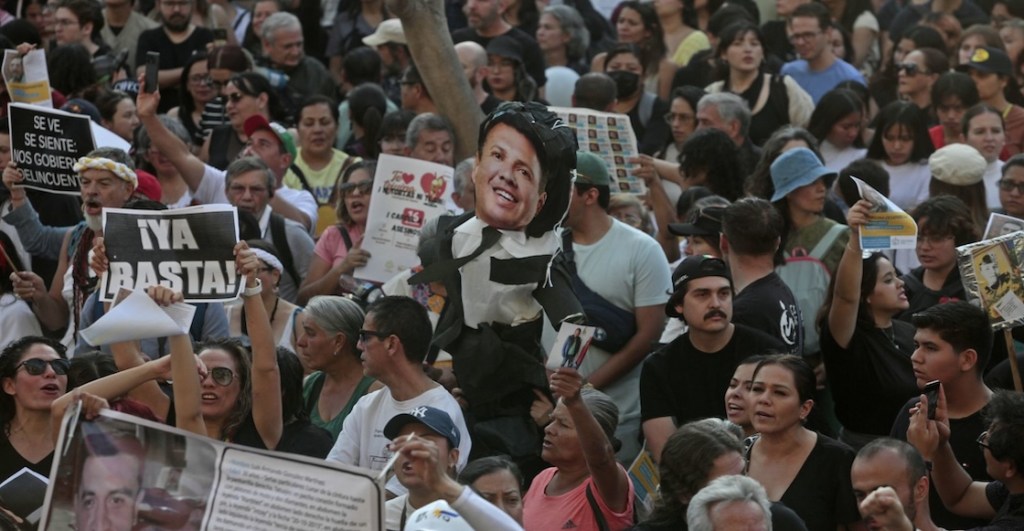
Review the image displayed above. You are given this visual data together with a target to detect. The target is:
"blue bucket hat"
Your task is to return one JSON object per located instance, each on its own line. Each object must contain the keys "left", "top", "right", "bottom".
{"left": 769, "top": 147, "right": 837, "bottom": 202}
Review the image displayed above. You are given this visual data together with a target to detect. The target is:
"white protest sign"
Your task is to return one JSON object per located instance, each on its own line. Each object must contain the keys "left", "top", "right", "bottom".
{"left": 853, "top": 176, "right": 917, "bottom": 251}
{"left": 79, "top": 289, "right": 197, "bottom": 346}
{"left": 3, "top": 49, "right": 51, "bottom": 107}
{"left": 356, "top": 154, "right": 455, "bottom": 283}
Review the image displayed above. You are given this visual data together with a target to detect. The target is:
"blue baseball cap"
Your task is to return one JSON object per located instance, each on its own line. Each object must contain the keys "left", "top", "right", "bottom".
{"left": 384, "top": 406, "right": 461, "bottom": 448}
{"left": 769, "top": 147, "right": 837, "bottom": 202}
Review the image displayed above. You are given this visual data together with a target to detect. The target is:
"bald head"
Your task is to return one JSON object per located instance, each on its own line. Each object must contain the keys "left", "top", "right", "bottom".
{"left": 456, "top": 41, "right": 488, "bottom": 90}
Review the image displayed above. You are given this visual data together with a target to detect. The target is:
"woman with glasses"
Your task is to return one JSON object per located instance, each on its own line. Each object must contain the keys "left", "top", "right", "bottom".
{"left": 895, "top": 48, "right": 946, "bottom": 115}
{"left": 298, "top": 161, "right": 376, "bottom": 305}
{"left": 706, "top": 21, "right": 814, "bottom": 147}
{"left": 202, "top": 72, "right": 286, "bottom": 171}
{"left": 297, "top": 295, "right": 381, "bottom": 441}
{"left": 166, "top": 52, "right": 224, "bottom": 147}
{"left": 0, "top": 336, "right": 68, "bottom": 484}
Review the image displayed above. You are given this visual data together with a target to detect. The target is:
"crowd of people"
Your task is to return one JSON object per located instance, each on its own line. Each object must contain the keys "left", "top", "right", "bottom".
{"left": 1, "top": 0, "right": 1024, "bottom": 529}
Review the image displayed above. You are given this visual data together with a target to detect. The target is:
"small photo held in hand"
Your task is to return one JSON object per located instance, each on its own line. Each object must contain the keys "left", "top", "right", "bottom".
{"left": 547, "top": 323, "right": 598, "bottom": 370}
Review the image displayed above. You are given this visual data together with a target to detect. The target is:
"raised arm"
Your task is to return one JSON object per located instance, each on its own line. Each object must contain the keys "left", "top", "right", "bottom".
{"left": 550, "top": 368, "right": 630, "bottom": 513}
{"left": 906, "top": 389, "right": 996, "bottom": 520}
{"left": 236, "top": 241, "right": 283, "bottom": 449}
{"left": 634, "top": 154, "right": 680, "bottom": 263}
{"left": 135, "top": 77, "right": 208, "bottom": 191}
{"left": 827, "top": 199, "right": 869, "bottom": 348}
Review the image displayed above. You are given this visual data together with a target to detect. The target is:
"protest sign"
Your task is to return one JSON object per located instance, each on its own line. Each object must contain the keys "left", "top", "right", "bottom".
{"left": 99, "top": 205, "right": 241, "bottom": 302}
{"left": 628, "top": 447, "right": 659, "bottom": 520}
{"left": 41, "top": 408, "right": 384, "bottom": 531}
{"left": 80, "top": 288, "right": 197, "bottom": 346}
{"left": 3, "top": 49, "right": 51, "bottom": 106}
{"left": 0, "top": 467, "right": 48, "bottom": 526}
{"left": 984, "top": 213, "right": 1024, "bottom": 239}
{"left": 550, "top": 106, "right": 645, "bottom": 195}
{"left": 546, "top": 323, "right": 598, "bottom": 370}
{"left": 853, "top": 176, "right": 917, "bottom": 251}
{"left": 8, "top": 102, "right": 95, "bottom": 195}
{"left": 958, "top": 231, "right": 1024, "bottom": 330}
{"left": 356, "top": 154, "right": 455, "bottom": 283}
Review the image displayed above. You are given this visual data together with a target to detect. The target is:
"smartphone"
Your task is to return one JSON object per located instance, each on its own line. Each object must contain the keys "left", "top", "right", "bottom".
{"left": 923, "top": 380, "right": 941, "bottom": 420}
{"left": 212, "top": 28, "right": 227, "bottom": 46}
{"left": 144, "top": 51, "right": 159, "bottom": 93}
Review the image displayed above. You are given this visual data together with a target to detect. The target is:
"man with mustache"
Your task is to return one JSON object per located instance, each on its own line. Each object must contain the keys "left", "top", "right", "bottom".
{"left": 640, "top": 254, "right": 784, "bottom": 463}
{"left": 135, "top": 0, "right": 214, "bottom": 113}
{"left": 561, "top": 151, "right": 672, "bottom": 463}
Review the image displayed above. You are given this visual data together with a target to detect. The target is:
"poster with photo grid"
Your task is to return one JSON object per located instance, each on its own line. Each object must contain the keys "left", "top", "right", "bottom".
{"left": 550, "top": 106, "right": 646, "bottom": 195}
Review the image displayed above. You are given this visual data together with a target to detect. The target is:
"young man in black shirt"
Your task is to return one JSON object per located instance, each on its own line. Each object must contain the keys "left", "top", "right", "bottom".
{"left": 640, "top": 255, "right": 784, "bottom": 462}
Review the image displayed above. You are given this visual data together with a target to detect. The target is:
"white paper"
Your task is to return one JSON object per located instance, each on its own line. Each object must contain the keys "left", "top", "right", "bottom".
{"left": 983, "top": 212, "right": 1024, "bottom": 240}
{"left": 79, "top": 289, "right": 196, "bottom": 346}
{"left": 4, "top": 49, "right": 51, "bottom": 107}
{"left": 853, "top": 176, "right": 917, "bottom": 251}
{"left": 356, "top": 154, "right": 455, "bottom": 283}
{"left": 546, "top": 323, "right": 598, "bottom": 370}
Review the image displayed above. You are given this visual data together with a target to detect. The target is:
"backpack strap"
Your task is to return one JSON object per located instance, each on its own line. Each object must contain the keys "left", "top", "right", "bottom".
{"left": 810, "top": 223, "right": 847, "bottom": 260}
{"left": 269, "top": 213, "right": 301, "bottom": 288}
{"left": 339, "top": 226, "right": 353, "bottom": 252}
{"left": 585, "top": 484, "right": 611, "bottom": 531}
{"left": 288, "top": 164, "right": 320, "bottom": 205}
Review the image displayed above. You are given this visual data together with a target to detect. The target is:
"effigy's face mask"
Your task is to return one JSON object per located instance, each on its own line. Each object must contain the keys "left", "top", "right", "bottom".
{"left": 473, "top": 123, "right": 547, "bottom": 232}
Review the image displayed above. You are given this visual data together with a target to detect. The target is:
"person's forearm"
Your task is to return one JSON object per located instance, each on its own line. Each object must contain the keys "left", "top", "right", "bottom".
{"left": 31, "top": 292, "right": 69, "bottom": 332}
{"left": 930, "top": 441, "right": 977, "bottom": 509}
{"left": 138, "top": 112, "right": 205, "bottom": 190}
{"left": 835, "top": 237, "right": 863, "bottom": 304}
{"left": 158, "top": 67, "right": 184, "bottom": 87}
{"left": 653, "top": 159, "right": 684, "bottom": 187}
{"left": 269, "top": 195, "right": 312, "bottom": 230}
{"left": 449, "top": 488, "right": 523, "bottom": 531}
{"left": 245, "top": 286, "right": 283, "bottom": 449}
{"left": 645, "top": 176, "right": 679, "bottom": 263}
{"left": 3, "top": 202, "right": 70, "bottom": 260}
{"left": 169, "top": 334, "right": 205, "bottom": 436}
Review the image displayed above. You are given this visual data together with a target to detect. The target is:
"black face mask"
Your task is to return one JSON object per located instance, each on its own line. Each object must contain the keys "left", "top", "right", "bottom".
{"left": 607, "top": 70, "right": 640, "bottom": 97}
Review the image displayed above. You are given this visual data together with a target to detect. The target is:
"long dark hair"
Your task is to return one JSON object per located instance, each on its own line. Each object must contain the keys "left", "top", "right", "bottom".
{"left": 195, "top": 338, "right": 253, "bottom": 440}
{"left": 0, "top": 336, "right": 67, "bottom": 435}
{"left": 807, "top": 88, "right": 865, "bottom": 148}
{"left": 714, "top": 21, "right": 763, "bottom": 83}
{"left": 867, "top": 101, "right": 934, "bottom": 164}
{"left": 611, "top": 1, "right": 666, "bottom": 75}
{"left": 178, "top": 52, "right": 209, "bottom": 119}
{"left": 817, "top": 252, "right": 891, "bottom": 332}
{"left": 229, "top": 72, "right": 288, "bottom": 125}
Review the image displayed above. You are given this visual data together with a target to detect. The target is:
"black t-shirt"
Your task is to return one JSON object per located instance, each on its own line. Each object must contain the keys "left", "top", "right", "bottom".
{"left": 897, "top": 266, "right": 966, "bottom": 322}
{"left": 640, "top": 324, "right": 785, "bottom": 425}
{"left": 0, "top": 437, "right": 52, "bottom": 486}
{"left": 451, "top": 27, "right": 547, "bottom": 88}
{"left": 671, "top": 50, "right": 714, "bottom": 94}
{"left": 749, "top": 434, "right": 860, "bottom": 531}
{"left": 733, "top": 272, "right": 803, "bottom": 356}
{"left": 626, "top": 93, "right": 671, "bottom": 156}
{"left": 891, "top": 397, "right": 991, "bottom": 529}
{"left": 983, "top": 481, "right": 1024, "bottom": 530}
{"left": 167, "top": 401, "right": 333, "bottom": 458}
{"left": 135, "top": 27, "right": 214, "bottom": 113}
{"left": 820, "top": 319, "right": 918, "bottom": 435}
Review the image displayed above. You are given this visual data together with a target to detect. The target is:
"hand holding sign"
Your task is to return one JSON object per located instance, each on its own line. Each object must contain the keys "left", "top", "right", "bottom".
{"left": 9, "top": 271, "right": 45, "bottom": 303}
{"left": 233, "top": 241, "right": 260, "bottom": 285}
{"left": 2, "top": 161, "right": 26, "bottom": 207}
{"left": 90, "top": 236, "right": 108, "bottom": 276}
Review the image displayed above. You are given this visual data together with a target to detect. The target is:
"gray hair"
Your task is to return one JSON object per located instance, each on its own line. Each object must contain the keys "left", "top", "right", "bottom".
{"left": 303, "top": 296, "right": 365, "bottom": 356}
{"left": 580, "top": 387, "right": 619, "bottom": 449}
{"left": 453, "top": 157, "right": 475, "bottom": 196}
{"left": 137, "top": 115, "right": 191, "bottom": 152}
{"left": 261, "top": 12, "right": 301, "bottom": 44}
{"left": 225, "top": 156, "right": 275, "bottom": 194}
{"left": 543, "top": 5, "right": 590, "bottom": 62}
{"left": 686, "top": 476, "right": 773, "bottom": 531}
{"left": 405, "top": 112, "right": 454, "bottom": 150}
{"left": 86, "top": 147, "right": 134, "bottom": 169}
{"left": 698, "top": 92, "right": 752, "bottom": 139}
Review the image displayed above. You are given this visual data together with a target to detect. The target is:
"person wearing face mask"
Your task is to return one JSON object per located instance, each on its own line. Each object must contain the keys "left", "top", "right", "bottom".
{"left": 604, "top": 44, "right": 671, "bottom": 155}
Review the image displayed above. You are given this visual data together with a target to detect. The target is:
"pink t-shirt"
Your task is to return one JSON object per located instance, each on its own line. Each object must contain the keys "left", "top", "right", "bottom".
{"left": 314, "top": 224, "right": 364, "bottom": 267}
{"left": 523, "top": 466, "right": 635, "bottom": 531}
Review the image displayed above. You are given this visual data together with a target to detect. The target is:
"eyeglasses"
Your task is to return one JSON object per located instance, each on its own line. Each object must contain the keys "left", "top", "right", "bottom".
{"left": 225, "top": 92, "right": 248, "bottom": 103}
{"left": 228, "top": 183, "right": 268, "bottom": 195}
{"left": 201, "top": 367, "right": 235, "bottom": 387}
{"left": 998, "top": 179, "right": 1024, "bottom": 194}
{"left": 897, "top": 63, "right": 926, "bottom": 76}
{"left": 189, "top": 74, "right": 211, "bottom": 85}
{"left": 976, "top": 430, "right": 990, "bottom": 450}
{"left": 14, "top": 358, "right": 70, "bottom": 376}
{"left": 339, "top": 180, "right": 373, "bottom": 194}
{"left": 916, "top": 234, "right": 954, "bottom": 245}
{"left": 663, "top": 112, "right": 695, "bottom": 125}
{"left": 358, "top": 329, "right": 391, "bottom": 343}
{"left": 788, "top": 31, "right": 821, "bottom": 43}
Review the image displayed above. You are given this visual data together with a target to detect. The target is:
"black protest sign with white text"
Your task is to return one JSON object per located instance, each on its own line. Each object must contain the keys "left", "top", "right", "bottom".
{"left": 8, "top": 102, "right": 95, "bottom": 195}
{"left": 100, "top": 205, "right": 242, "bottom": 302}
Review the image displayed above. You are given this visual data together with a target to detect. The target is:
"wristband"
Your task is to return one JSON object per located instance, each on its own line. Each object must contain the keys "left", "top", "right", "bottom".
{"left": 242, "top": 278, "right": 263, "bottom": 297}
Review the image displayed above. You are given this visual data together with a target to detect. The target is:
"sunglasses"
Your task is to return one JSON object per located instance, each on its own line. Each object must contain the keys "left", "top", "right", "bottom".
{"left": 358, "top": 329, "right": 390, "bottom": 343}
{"left": 897, "top": 63, "right": 925, "bottom": 76}
{"left": 202, "top": 367, "right": 235, "bottom": 387}
{"left": 998, "top": 179, "right": 1024, "bottom": 194}
{"left": 225, "top": 92, "right": 248, "bottom": 103}
{"left": 976, "top": 430, "right": 990, "bottom": 450}
{"left": 339, "top": 180, "right": 373, "bottom": 194}
{"left": 15, "top": 358, "right": 70, "bottom": 376}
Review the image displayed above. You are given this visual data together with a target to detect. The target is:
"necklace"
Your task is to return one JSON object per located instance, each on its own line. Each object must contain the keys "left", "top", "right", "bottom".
{"left": 241, "top": 296, "right": 280, "bottom": 336}
{"left": 881, "top": 326, "right": 896, "bottom": 348}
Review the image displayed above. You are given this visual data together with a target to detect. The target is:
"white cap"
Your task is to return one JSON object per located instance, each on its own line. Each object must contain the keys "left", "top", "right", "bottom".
{"left": 404, "top": 500, "right": 474, "bottom": 531}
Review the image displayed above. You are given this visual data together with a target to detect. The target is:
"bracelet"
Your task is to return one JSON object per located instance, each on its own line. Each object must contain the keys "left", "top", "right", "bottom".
{"left": 242, "top": 278, "right": 262, "bottom": 297}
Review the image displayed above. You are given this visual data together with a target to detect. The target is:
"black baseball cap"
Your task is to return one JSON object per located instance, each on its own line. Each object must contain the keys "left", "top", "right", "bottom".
{"left": 668, "top": 205, "right": 725, "bottom": 237}
{"left": 957, "top": 46, "right": 1012, "bottom": 77}
{"left": 384, "top": 406, "right": 461, "bottom": 449}
{"left": 666, "top": 255, "right": 732, "bottom": 318}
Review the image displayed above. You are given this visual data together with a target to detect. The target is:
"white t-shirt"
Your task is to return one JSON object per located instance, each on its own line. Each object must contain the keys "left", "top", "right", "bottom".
{"left": 881, "top": 161, "right": 931, "bottom": 211}
{"left": 821, "top": 141, "right": 867, "bottom": 173}
{"left": 984, "top": 160, "right": 1005, "bottom": 210}
{"left": 325, "top": 385, "right": 471, "bottom": 473}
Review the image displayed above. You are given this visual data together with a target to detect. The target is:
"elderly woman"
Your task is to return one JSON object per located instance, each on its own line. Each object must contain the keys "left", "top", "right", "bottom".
{"left": 298, "top": 295, "right": 381, "bottom": 441}
{"left": 523, "top": 371, "right": 634, "bottom": 529}
{"left": 537, "top": 5, "right": 590, "bottom": 75}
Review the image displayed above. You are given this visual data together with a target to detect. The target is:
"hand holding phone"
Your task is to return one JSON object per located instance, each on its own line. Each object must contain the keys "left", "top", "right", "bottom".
{"left": 144, "top": 51, "right": 159, "bottom": 93}
{"left": 923, "top": 380, "right": 941, "bottom": 420}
